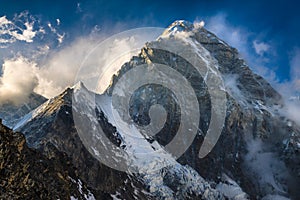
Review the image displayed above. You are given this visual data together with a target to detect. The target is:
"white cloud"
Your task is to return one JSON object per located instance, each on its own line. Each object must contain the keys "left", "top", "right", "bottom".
{"left": 253, "top": 40, "right": 270, "bottom": 56}
{"left": 223, "top": 74, "right": 246, "bottom": 105}
{"left": 283, "top": 101, "right": 300, "bottom": 126}
{"left": 0, "top": 11, "right": 162, "bottom": 106}
{"left": 0, "top": 57, "right": 38, "bottom": 105}
{"left": 0, "top": 37, "right": 94, "bottom": 103}
{"left": 47, "top": 22, "right": 65, "bottom": 44}
{"left": 0, "top": 11, "right": 65, "bottom": 54}
{"left": 276, "top": 48, "right": 300, "bottom": 126}
{"left": 57, "top": 33, "right": 65, "bottom": 44}
{"left": 11, "top": 22, "right": 37, "bottom": 42}
{"left": 275, "top": 48, "right": 300, "bottom": 97}
{"left": 249, "top": 48, "right": 300, "bottom": 126}
{"left": 0, "top": 13, "right": 44, "bottom": 45}
{"left": 35, "top": 36, "right": 99, "bottom": 97}
{"left": 0, "top": 16, "right": 10, "bottom": 25}
{"left": 47, "top": 22, "right": 55, "bottom": 32}
{"left": 0, "top": 29, "right": 159, "bottom": 102}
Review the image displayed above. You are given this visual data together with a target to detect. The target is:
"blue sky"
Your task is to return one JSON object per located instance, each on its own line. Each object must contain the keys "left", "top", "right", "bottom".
{"left": 0, "top": 0, "right": 300, "bottom": 97}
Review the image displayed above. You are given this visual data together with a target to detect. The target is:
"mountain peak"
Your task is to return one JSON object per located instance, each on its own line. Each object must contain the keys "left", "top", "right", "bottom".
{"left": 162, "top": 20, "right": 204, "bottom": 37}
{"left": 7, "top": 19, "right": 300, "bottom": 199}
{"left": 70, "top": 81, "right": 87, "bottom": 91}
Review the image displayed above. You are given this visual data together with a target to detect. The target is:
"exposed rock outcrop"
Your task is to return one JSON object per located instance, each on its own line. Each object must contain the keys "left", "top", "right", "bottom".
{"left": 0, "top": 119, "right": 97, "bottom": 199}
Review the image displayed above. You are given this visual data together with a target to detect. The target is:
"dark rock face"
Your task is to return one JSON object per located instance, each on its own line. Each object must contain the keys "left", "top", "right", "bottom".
{"left": 4, "top": 20, "right": 299, "bottom": 199}
{"left": 16, "top": 88, "right": 155, "bottom": 200}
{"left": 0, "top": 120, "right": 95, "bottom": 199}
{"left": 0, "top": 93, "right": 47, "bottom": 128}
{"left": 106, "top": 20, "right": 299, "bottom": 199}
{"left": 191, "top": 27, "right": 282, "bottom": 107}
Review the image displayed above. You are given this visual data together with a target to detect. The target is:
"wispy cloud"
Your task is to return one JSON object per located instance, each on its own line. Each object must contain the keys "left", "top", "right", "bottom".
{"left": 206, "top": 13, "right": 278, "bottom": 85}
{"left": 0, "top": 12, "right": 44, "bottom": 46}
{"left": 206, "top": 13, "right": 250, "bottom": 59}
{"left": 253, "top": 40, "right": 270, "bottom": 56}
{"left": 290, "top": 48, "right": 300, "bottom": 84}
{"left": 76, "top": 2, "right": 83, "bottom": 13}
{"left": 278, "top": 48, "right": 300, "bottom": 125}
{"left": 47, "top": 20, "right": 65, "bottom": 44}
{"left": 0, "top": 11, "right": 66, "bottom": 65}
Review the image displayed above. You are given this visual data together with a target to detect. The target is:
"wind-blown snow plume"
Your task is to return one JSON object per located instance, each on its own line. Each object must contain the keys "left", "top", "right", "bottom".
{"left": 0, "top": 31, "right": 157, "bottom": 104}
{"left": 0, "top": 11, "right": 158, "bottom": 103}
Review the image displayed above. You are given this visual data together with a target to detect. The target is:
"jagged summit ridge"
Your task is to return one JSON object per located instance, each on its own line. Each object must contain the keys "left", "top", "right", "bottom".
{"left": 71, "top": 81, "right": 88, "bottom": 91}
{"left": 163, "top": 20, "right": 196, "bottom": 34}
{"left": 161, "top": 19, "right": 228, "bottom": 46}
{"left": 163, "top": 21, "right": 282, "bottom": 107}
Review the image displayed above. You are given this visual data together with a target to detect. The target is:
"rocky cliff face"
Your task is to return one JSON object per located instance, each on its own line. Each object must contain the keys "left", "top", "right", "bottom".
{"left": 0, "top": 119, "right": 96, "bottom": 199}
{"left": 15, "top": 84, "right": 228, "bottom": 199}
{"left": 6, "top": 20, "right": 300, "bottom": 199}
{"left": 15, "top": 86, "right": 157, "bottom": 200}
{"left": 107, "top": 20, "right": 299, "bottom": 198}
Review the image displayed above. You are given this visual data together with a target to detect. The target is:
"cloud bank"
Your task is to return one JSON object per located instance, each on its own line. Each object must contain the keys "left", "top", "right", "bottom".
{"left": 0, "top": 36, "right": 99, "bottom": 104}
{"left": 0, "top": 57, "right": 38, "bottom": 105}
{"left": 0, "top": 11, "right": 68, "bottom": 105}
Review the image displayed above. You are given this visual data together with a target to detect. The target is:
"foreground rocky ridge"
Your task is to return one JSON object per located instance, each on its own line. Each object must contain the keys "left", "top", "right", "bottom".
{"left": 2, "top": 20, "right": 300, "bottom": 199}
{"left": 0, "top": 119, "right": 95, "bottom": 199}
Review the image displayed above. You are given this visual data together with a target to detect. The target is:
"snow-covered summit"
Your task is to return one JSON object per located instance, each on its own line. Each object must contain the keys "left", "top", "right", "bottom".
{"left": 161, "top": 20, "right": 205, "bottom": 38}
{"left": 71, "top": 81, "right": 86, "bottom": 91}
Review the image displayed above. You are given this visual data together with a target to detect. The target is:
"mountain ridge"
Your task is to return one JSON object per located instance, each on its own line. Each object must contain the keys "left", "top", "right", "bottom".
{"left": 8, "top": 20, "right": 300, "bottom": 199}
{"left": 0, "top": 92, "right": 47, "bottom": 128}
{"left": 0, "top": 119, "right": 98, "bottom": 199}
